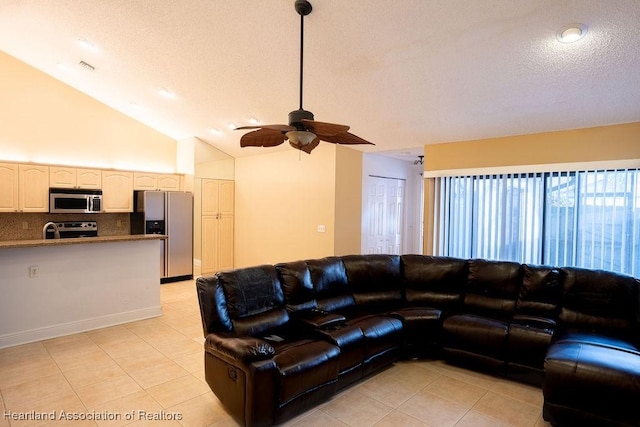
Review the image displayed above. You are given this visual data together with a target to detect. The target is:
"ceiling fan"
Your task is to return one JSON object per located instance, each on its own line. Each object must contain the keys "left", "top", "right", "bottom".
{"left": 236, "top": 0, "right": 374, "bottom": 154}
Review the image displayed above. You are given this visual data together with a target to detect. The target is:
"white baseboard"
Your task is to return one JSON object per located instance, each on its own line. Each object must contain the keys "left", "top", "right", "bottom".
{"left": 0, "top": 306, "right": 163, "bottom": 349}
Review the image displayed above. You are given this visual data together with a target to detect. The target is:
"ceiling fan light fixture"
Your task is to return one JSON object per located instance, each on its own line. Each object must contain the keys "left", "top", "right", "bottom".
{"left": 286, "top": 130, "right": 316, "bottom": 146}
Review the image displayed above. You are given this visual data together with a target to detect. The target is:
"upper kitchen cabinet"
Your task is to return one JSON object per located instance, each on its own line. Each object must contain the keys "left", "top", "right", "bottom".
{"left": 0, "top": 163, "right": 48, "bottom": 212}
{"left": 134, "top": 173, "right": 181, "bottom": 191}
{"left": 19, "top": 164, "right": 49, "bottom": 212}
{"left": 102, "top": 171, "right": 133, "bottom": 212}
{"left": 202, "top": 179, "right": 234, "bottom": 216}
{"left": 50, "top": 166, "right": 101, "bottom": 189}
{"left": 0, "top": 163, "right": 19, "bottom": 212}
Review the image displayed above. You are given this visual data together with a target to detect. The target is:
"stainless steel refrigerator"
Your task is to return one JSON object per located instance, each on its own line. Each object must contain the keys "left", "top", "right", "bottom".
{"left": 131, "top": 191, "right": 193, "bottom": 283}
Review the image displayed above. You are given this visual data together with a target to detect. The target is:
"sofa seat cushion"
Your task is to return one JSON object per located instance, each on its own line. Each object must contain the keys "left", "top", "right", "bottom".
{"left": 544, "top": 340, "right": 640, "bottom": 426}
{"left": 348, "top": 315, "right": 403, "bottom": 360}
{"left": 390, "top": 307, "right": 442, "bottom": 325}
{"left": 389, "top": 307, "right": 442, "bottom": 356}
{"left": 315, "top": 324, "right": 365, "bottom": 375}
{"left": 507, "top": 322, "right": 553, "bottom": 370}
{"left": 272, "top": 339, "right": 340, "bottom": 405}
{"left": 389, "top": 307, "right": 442, "bottom": 342}
{"left": 443, "top": 314, "right": 509, "bottom": 361}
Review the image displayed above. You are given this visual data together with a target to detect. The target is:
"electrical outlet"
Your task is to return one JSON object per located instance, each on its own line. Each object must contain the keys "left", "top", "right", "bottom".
{"left": 28, "top": 265, "right": 38, "bottom": 278}
{"left": 22, "top": 221, "right": 29, "bottom": 230}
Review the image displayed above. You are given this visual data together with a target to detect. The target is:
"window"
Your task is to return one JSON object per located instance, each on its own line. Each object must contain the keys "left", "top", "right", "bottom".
{"left": 434, "top": 169, "right": 640, "bottom": 277}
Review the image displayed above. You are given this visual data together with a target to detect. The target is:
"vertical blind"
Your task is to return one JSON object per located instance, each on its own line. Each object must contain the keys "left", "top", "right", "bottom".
{"left": 434, "top": 169, "right": 640, "bottom": 277}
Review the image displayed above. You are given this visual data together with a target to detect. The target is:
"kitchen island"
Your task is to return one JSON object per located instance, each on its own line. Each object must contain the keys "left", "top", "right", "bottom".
{"left": 0, "top": 235, "right": 166, "bottom": 348}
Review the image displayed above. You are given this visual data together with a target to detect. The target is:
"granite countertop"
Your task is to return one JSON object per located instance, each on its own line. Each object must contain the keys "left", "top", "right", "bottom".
{"left": 0, "top": 234, "right": 166, "bottom": 249}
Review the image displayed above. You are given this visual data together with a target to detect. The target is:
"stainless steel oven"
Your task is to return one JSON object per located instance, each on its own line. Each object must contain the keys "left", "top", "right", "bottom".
{"left": 44, "top": 221, "right": 98, "bottom": 239}
{"left": 49, "top": 188, "right": 103, "bottom": 213}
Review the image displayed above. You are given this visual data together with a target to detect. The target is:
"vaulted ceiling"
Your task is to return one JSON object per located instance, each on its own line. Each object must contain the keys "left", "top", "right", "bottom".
{"left": 1, "top": 1, "right": 638, "bottom": 160}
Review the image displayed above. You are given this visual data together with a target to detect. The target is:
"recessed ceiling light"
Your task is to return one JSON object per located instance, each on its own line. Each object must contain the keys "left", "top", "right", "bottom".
{"left": 557, "top": 24, "right": 588, "bottom": 43}
{"left": 209, "top": 128, "right": 222, "bottom": 135}
{"left": 159, "top": 88, "right": 175, "bottom": 99}
{"left": 227, "top": 123, "right": 237, "bottom": 130}
{"left": 248, "top": 117, "right": 260, "bottom": 125}
{"left": 77, "top": 37, "right": 95, "bottom": 50}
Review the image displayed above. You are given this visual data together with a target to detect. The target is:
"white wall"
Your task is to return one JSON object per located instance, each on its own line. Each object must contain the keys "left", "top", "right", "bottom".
{"left": 0, "top": 239, "right": 162, "bottom": 348}
{"left": 362, "top": 153, "right": 424, "bottom": 254}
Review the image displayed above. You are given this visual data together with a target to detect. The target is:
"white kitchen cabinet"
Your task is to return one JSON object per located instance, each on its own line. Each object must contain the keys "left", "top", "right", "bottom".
{"left": 50, "top": 166, "right": 101, "bottom": 189}
{"left": 102, "top": 171, "right": 133, "bottom": 212}
{"left": 201, "top": 179, "right": 234, "bottom": 274}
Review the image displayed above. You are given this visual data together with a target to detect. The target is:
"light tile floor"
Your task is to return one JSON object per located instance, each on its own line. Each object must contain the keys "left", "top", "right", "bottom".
{"left": 0, "top": 279, "right": 552, "bottom": 427}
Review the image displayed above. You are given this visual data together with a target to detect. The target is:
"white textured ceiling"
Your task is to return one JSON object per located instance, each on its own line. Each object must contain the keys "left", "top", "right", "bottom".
{"left": 0, "top": 1, "right": 639, "bottom": 160}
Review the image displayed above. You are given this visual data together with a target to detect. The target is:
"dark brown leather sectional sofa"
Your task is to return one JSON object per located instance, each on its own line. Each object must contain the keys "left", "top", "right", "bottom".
{"left": 196, "top": 254, "right": 640, "bottom": 427}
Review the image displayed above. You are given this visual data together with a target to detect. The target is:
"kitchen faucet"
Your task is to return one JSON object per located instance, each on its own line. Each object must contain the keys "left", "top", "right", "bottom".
{"left": 43, "top": 221, "right": 60, "bottom": 239}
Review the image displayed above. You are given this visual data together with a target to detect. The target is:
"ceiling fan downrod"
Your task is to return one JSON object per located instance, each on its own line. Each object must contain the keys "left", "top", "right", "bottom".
{"left": 295, "top": 0, "right": 312, "bottom": 113}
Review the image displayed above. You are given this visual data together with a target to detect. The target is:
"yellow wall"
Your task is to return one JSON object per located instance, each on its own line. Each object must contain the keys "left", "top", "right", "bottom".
{"left": 424, "top": 122, "right": 640, "bottom": 176}
{"left": 334, "top": 146, "right": 363, "bottom": 256}
{"left": 234, "top": 144, "right": 363, "bottom": 267}
{"left": 0, "top": 51, "right": 177, "bottom": 171}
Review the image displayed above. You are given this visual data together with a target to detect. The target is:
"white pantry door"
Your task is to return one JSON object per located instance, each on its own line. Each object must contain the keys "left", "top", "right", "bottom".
{"left": 365, "top": 176, "right": 405, "bottom": 254}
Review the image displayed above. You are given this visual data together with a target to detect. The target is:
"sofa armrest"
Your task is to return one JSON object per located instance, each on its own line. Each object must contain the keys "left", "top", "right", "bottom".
{"left": 512, "top": 315, "right": 556, "bottom": 331}
{"left": 298, "top": 309, "right": 346, "bottom": 329}
{"left": 205, "top": 334, "right": 275, "bottom": 363}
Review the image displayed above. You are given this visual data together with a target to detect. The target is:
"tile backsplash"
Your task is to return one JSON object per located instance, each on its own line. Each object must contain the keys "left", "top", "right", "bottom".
{"left": 0, "top": 213, "right": 130, "bottom": 240}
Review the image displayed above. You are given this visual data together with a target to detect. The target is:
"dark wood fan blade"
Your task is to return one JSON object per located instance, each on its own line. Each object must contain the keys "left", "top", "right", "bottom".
{"left": 240, "top": 128, "right": 287, "bottom": 148}
{"left": 318, "top": 132, "right": 374, "bottom": 146}
{"left": 236, "top": 124, "right": 295, "bottom": 131}
{"left": 301, "top": 119, "right": 349, "bottom": 136}
{"left": 290, "top": 137, "right": 320, "bottom": 154}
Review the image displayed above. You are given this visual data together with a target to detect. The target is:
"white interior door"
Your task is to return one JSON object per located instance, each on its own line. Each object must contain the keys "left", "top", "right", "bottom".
{"left": 365, "top": 176, "right": 405, "bottom": 254}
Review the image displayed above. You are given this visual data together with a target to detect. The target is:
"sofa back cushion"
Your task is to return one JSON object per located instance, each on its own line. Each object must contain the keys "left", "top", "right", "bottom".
{"left": 341, "top": 254, "right": 403, "bottom": 310}
{"left": 559, "top": 267, "right": 639, "bottom": 336}
{"left": 464, "top": 259, "right": 522, "bottom": 319}
{"left": 216, "top": 265, "right": 289, "bottom": 336}
{"left": 402, "top": 255, "right": 467, "bottom": 311}
{"left": 275, "top": 261, "right": 318, "bottom": 313}
{"left": 516, "top": 264, "right": 562, "bottom": 318}
{"left": 306, "top": 257, "right": 355, "bottom": 312}
{"left": 216, "top": 265, "right": 284, "bottom": 317}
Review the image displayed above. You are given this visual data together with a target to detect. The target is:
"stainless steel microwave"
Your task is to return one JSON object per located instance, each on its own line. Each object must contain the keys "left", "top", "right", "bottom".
{"left": 49, "top": 188, "right": 103, "bottom": 213}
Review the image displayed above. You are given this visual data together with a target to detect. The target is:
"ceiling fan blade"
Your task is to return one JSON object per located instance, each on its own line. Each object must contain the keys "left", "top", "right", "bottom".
{"left": 290, "top": 137, "right": 320, "bottom": 154}
{"left": 318, "top": 132, "right": 375, "bottom": 146}
{"left": 301, "top": 119, "right": 349, "bottom": 136}
{"left": 240, "top": 128, "right": 287, "bottom": 148}
{"left": 236, "top": 124, "right": 295, "bottom": 131}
